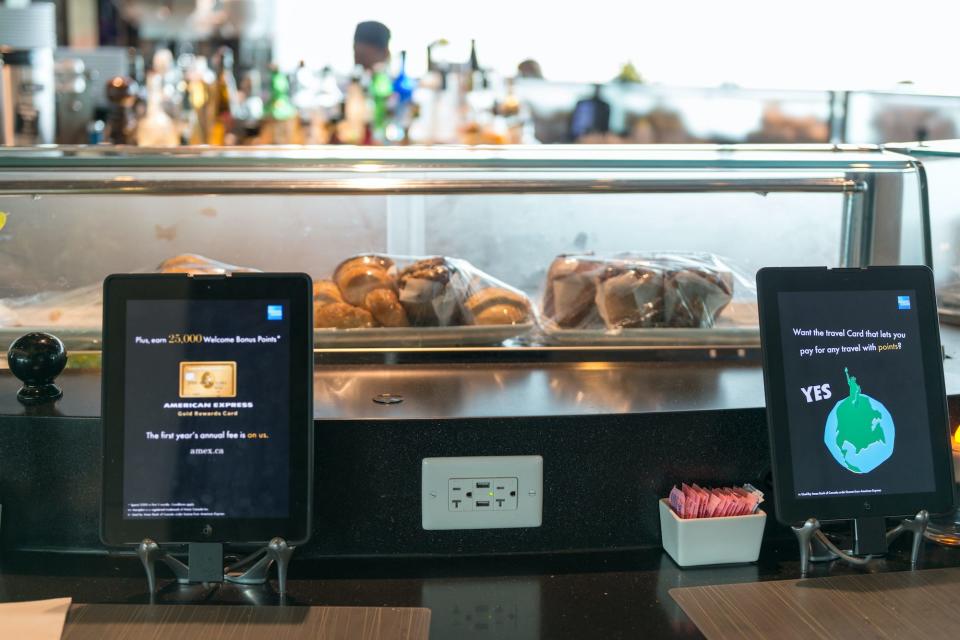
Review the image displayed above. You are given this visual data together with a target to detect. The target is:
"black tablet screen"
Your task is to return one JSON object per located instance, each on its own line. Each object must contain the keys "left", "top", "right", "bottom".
{"left": 122, "top": 299, "right": 290, "bottom": 520}
{"left": 777, "top": 289, "right": 936, "bottom": 500}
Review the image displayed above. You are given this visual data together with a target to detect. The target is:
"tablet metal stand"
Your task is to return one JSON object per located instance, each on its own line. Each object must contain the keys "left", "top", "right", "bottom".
{"left": 792, "top": 510, "right": 929, "bottom": 577}
{"left": 137, "top": 537, "right": 295, "bottom": 600}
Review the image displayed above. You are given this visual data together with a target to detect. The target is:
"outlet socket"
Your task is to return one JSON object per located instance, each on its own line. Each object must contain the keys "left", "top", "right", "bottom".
{"left": 422, "top": 456, "right": 543, "bottom": 530}
{"left": 449, "top": 477, "right": 518, "bottom": 511}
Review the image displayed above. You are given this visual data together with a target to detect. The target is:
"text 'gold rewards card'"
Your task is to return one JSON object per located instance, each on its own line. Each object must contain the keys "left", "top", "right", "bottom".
{"left": 179, "top": 361, "right": 237, "bottom": 398}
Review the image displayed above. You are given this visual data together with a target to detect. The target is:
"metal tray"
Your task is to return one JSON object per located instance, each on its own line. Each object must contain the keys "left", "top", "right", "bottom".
{"left": 1, "top": 324, "right": 536, "bottom": 352}
{"left": 541, "top": 301, "right": 759, "bottom": 348}
{"left": 542, "top": 325, "right": 759, "bottom": 348}
{"left": 313, "top": 323, "right": 534, "bottom": 348}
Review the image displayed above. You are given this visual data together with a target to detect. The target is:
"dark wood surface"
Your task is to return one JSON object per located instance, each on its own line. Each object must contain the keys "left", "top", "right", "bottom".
{"left": 62, "top": 603, "right": 431, "bottom": 640}
{"left": 5, "top": 539, "right": 960, "bottom": 639}
{"left": 671, "top": 566, "right": 960, "bottom": 640}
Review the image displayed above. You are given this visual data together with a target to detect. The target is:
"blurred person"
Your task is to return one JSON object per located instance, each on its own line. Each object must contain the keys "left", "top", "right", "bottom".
{"left": 517, "top": 59, "right": 543, "bottom": 79}
{"left": 354, "top": 21, "right": 391, "bottom": 71}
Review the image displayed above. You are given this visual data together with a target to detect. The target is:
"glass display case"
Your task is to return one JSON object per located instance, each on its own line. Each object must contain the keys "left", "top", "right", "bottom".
{"left": 515, "top": 80, "right": 837, "bottom": 144}
{"left": 878, "top": 139, "right": 960, "bottom": 547}
{"left": 844, "top": 91, "right": 960, "bottom": 144}
{"left": 0, "top": 144, "right": 947, "bottom": 559}
{"left": 0, "top": 145, "right": 929, "bottom": 359}
{"left": 887, "top": 140, "right": 960, "bottom": 313}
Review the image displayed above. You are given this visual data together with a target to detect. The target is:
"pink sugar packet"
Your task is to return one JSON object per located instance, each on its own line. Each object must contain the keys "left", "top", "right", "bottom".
{"left": 666, "top": 483, "right": 764, "bottom": 519}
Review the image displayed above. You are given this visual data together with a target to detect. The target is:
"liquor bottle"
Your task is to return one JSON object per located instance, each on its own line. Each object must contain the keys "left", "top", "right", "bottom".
{"left": 209, "top": 47, "right": 238, "bottom": 145}
{"left": 464, "top": 39, "right": 483, "bottom": 92}
{"left": 369, "top": 63, "right": 393, "bottom": 143}
{"left": 151, "top": 48, "right": 183, "bottom": 123}
{"left": 263, "top": 66, "right": 300, "bottom": 144}
{"left": 265, "top": 65, "right": 296, "bottom": 122}
{"left": 389, "top": 51, "right": 416, "bottom": 143}
{"left": 426, "top": 38, "right": 449, "bottom": 74}
{"left": 393, "top": 51, "right": 414, "bottom": 105}
{"left": 136, "top": 70, "right": 178, "bottom": 146}
{"left": 337, "top": 68, "right": 368, "bottom": 145}
{"left": 185, "top": 56, "right": 214, "bottom": 145}
{"left": 104, "top": 76, "right": 137, "bottom": 145}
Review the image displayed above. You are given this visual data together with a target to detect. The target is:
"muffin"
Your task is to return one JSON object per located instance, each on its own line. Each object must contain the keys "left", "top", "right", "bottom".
{"left": 398, "top": 257, "right": 464, "bottom": 326}
{"left": 664, "top": 267, "right": 733, "bottom": 328}
{"left": 594, "top": 262, "right": 664, "bottom": 329}
{"left": 541, "top": 255, "right": 604, "bottom": 329}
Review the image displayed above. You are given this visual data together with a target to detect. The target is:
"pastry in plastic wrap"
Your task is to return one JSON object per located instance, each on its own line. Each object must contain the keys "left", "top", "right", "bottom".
{"left": 542, "top": 255, "right": 603, "bottom": 329}
{"left": 333, "top": 255, "right": 396, "bottom": 307}
{"left": 364, "top": 287, "right": 410, "bottom": 327}
{"left": 313, "top": 280, "right": 344, "bottom": 305}
{"left": 158, "top": 253, "right": 257, "bottom": 275}
{"left": 315, "top": 254, "right": 532, "bottom": 332}
{"left": 464, "top": 287, "right": 531, "bottom": 326}
{"left": 397, "top": 257, "right": 464, "bottom": 327}
{"left": 313, "top": 278, "right": 375, "bottom": 329}
{"left": 540, "top": 252, "right": 742, "bottom": 332}
{"left": 0, "top": 254, "right": 258, "bottom": 330}
{"left": 314, "top": 301, "right": 375, "bottom": 329}
{"left": 594, "top": 263, "right": 664, "bottom": 328}
{"left": 664, "top": 267, "right": 733, "bottom": 328}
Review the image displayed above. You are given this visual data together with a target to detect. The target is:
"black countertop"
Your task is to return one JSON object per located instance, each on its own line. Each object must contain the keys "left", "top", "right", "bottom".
{"left": 3, "top": 537, "right": 960, "bottom": 639}
{"left": 1, "top": 324, "right": 960, "bottom": 421}
{"left": 5, "top": 323, "right": 960, "bottom": 420}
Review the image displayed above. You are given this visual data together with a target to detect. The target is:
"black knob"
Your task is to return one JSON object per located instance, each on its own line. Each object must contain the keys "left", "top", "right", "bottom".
{"left": 7, "top": 332, "right": 67, "bottom": 406}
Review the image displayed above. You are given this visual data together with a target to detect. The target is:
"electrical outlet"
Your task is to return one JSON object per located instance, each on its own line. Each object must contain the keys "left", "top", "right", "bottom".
{"left": 422, "top": 456, "right": 542, "bottom": 530}
{"left": 449, "top": 477, "right": 518, "bottom": 511}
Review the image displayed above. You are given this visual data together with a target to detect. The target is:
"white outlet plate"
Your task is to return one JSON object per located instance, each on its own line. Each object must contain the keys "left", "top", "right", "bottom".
{"left": 422, "top": 456, "right": 543, "bottom": 530}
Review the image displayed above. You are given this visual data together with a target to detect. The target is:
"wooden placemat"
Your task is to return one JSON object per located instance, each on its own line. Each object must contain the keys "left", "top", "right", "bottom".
{"left": 61, "top": 604, "right": 431, "bottom": 640}
{"left": 670, "top": 567, "right": 960, "bottom": 640}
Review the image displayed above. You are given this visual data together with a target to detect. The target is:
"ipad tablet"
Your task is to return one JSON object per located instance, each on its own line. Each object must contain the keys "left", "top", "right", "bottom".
{"left": 758, "top": 266, "right": 955, "bottom": 525}
{"left": 101, "top": 273, "right": 313, "bottom": 545}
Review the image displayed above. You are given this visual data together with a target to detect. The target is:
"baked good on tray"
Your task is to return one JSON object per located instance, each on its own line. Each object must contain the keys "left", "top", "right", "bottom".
{"left": 314, "top": 301, "right": 375, "bottom": 329}
{"left": 313, "top": 280, "right": 344, "bottom": 305}
{"left": 541, "top": 255, "right": 604, "bottom": 329}
{"left": 333, "top": 255, "right": 396, "bottom": 307}
{"left": 463, "top": 287, "right": 531, "bottom": 326}
{"left": 540, "top": 253, "right": 735, "bottom": 330}
{"left": 158, "top": 253, "right": 258, "bottom": 275}
{"left": 364, "top": 287, "right": 410, "bottom": 327}
{"left": 397, "top": 257, "right": 464, "bottom": 327}
{"left": 313, "top": 254, "right": 532, "bottom": 330}
{"left": 664, "top": 267, "right": 733, "bottom": 328}
{"left": 312, "top": 278, "right": 377, "bottom": 329}
{"left": 594, "top": 262, "right": 664, "bottom": 328}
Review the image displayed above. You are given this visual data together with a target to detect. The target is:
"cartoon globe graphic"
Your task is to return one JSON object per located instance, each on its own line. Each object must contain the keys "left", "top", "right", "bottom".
{"left": 823, "top": 368, "right": 895, "bottom": 474}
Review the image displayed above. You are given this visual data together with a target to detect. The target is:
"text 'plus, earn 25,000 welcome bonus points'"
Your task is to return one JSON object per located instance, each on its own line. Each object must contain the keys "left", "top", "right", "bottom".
{"left": 122, "top": 299, "right": 291, "bottom": 520}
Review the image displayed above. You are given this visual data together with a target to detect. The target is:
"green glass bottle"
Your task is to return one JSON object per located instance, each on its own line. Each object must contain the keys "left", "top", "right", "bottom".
{"left": 369, "top": 64, "right": 394, "bottom": 141}
{"left": 266, "top": 66, "right": 297, "bottom": 122}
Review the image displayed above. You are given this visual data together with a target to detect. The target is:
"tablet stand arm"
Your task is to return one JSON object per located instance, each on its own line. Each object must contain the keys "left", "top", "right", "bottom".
{"left": 137, "top": 537, "right": 295, "bottom": 599}
{"left": 137, "top": 538, "right": 190, "bottom": 595}
{"left": 792, "top": 510, "right": 929, "bottom": 578}
{"left": 224, "top": 537, "right": 295, "bottom": 596}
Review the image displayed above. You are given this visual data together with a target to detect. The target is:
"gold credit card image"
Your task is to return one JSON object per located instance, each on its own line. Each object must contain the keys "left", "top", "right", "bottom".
{"left": 179, "top": 361, "right": 237, "bottom": 398}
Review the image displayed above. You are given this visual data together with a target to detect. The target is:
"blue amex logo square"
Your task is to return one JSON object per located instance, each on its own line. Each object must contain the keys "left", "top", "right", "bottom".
{"left": 267, "top": 304, "right": 283, "bottom": 321}
{"left": 897, "top": 295, "right": 911, "bottom": 310}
